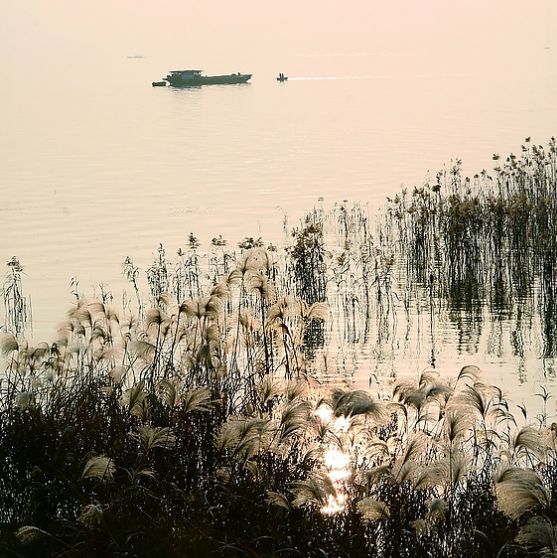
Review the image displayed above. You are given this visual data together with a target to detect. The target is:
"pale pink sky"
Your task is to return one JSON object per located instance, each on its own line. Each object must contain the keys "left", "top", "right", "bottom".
{"left": 2, "top": 0, "right": 555, "bottom": 74}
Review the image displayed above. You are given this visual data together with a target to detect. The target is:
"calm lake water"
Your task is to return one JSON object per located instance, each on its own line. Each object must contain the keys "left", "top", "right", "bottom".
{"left": 1, "top": 1, "right": 556, "bottom": 410}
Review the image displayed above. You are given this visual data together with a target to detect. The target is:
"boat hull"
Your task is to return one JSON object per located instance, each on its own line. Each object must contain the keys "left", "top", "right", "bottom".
{"left": 166, "top": 73, "right": 252, "bottom": 87}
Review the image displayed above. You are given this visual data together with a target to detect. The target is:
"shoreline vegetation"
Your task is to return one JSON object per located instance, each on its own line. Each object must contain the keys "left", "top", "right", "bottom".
{"left": 1, "top": 140, "right": 556, "bottom": 557}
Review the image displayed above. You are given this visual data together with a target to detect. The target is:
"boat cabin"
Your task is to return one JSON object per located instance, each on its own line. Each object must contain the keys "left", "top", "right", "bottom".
{"left": 168, "top": 70, "right": 203, "bottom": 78}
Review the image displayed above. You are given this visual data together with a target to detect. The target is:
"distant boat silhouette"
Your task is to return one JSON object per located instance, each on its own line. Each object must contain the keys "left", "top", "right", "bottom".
{"left": 163, "top": 69, "right": 252, "bottom": 87}
{"left": 277, "top": 73, "right": 288, "bottom": 82}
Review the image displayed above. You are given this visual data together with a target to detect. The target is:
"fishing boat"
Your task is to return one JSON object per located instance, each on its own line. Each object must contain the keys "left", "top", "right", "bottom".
{"left": 163, "top": 69, "right": 252, "bottom": 87}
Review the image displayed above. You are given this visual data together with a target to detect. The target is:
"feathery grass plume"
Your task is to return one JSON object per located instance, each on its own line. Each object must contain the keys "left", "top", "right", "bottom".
{"left": 494, "top": 464, "right": 543, "bottom": 484}
{"left": 426, "top": 498, "right": 447, "bottom": 524}
{"left": 444, "top": 409, "right": 473, "bottom": 443}
{"left": 256, "top": 374, "right": 282, "bottom": 406}
{"left": 356, "top": 498, "right": 390, "bottom": 521}
{"left": 239, "top": 308, "right": 263, "bottom": 333}
{"left": 15, "top": 525, "right": 49, "bottom": 543}
{"left": 145, "top": 308, "right": 165, "bottom": 331}
{"left": 494, "top": 465, "right": 551, "bottom": 519}
{"left": 310, "top": 415, "right": 332, "bottom": 442}
{"left": 0, "top": 332, "right": 19, "bottom": 355}
{"left": 423, "top": 382, "right": 453, "bottom": 405}
{"left": 410, "top": 519, "right": 430, "bottom": 536}
{"left": 450, "top": 383, "right": 491, "bottom": 420}
{"left": 387, "top": 401, "right": 409, "bottom": 426}
{"left": 418, "top": 369, "right": 441, "bottom": 391}
{"left": 391, "top": 432, "right": 431, "bottom": 482}
{"left": 399, "top": 431, "right": 429, "bottom": 462}
{"left": 122, "top": 381, "right": 147, "bottom": 417}
{"left": 290, "top": 472, "right": 336, "bottom": 508}
{"left": 109, "top": 365, "right": 127, "bottom": 384}
{"left": 158, "top": 378, "right": 178, "bottom": 406}
{"left": 447, "top": 452, "right": 469, "bottom": 486}
{"left": 412, "top": 461, "right": 448, "bottom": 490}
{"left": 78, "top": 503, "right": 104, "bottom": 528}
{"left": 82, "top": 455, "right": 116, "bottom": 482}
{"left": 512, "top": 425, "right": 548, "bottom": 461}
{"left": 266, "top": 490, "right": 291, "bottom": 511}
{"left": 209, "top": 281, "right": 229, "bottom": 300}
{"left": 299, "top": 443, "right": 322, "bottom": 469}
{"left": 456, "top": 364, "right": 481, "bottom": 385}
{"left": 244, "top": 247, "right": 272, "bottom": 271}
{"left": 301, "top": 300, "right": 330, "bottom": 322}
{"left": 332, "top": 389, "right": 387, "bottom": 422}
{"left": 286, "top": 379, "right": 307, "bottom": 403}
{"left": 180, "top": 296, "right": 221, "bottom": 321}
{"left": 15, "top": 391, "right": 34, "bottom": 410}
{"left": 216, "top": 416, "right": 270, "bottom": 460}
{"left": 182, "top": 386, "right": 213, "bottom": 413}
{"left": 133, "top": 340, "right": 156, "bottom": 364}
{"left": 355, "top": 465, "right": 393, "bottom": 488}
{"left": 515, "top": 516, "right": 557, "bottom": 554}
{"left": 277, "top": 401, "right": 311, "bottom": 443}
{"left": 393, "top": 380, "right": 426, "bottom": 410}
{"left": 393, "top": 460, "right": 420, "bottom": 483}
{"left": 87, "top": 301, "right": 106, "bottom": 320}
{"left": 131, "top": 425, "right": 177, "bottom": 451}
{"left": 245, "top": 269, "right": 275, "bottom": 301}
{"left": 244, "top": 459, "right": 262, "bottom": 481}
{"left": 361, "top": 437, "right": 390, "bottom": 461}
{"left": 68, "top": 303, "right": 93, "bottom": 329}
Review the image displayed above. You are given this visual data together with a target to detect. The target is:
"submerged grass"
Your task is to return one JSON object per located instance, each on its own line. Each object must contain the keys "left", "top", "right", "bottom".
{"left": 383, "top": 138, "right": 557, "bottom": 363}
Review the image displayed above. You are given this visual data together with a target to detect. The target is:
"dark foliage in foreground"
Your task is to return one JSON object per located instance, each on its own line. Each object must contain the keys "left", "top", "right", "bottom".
{"left": 1, "top": 306, "right": 555, "bottom": 558}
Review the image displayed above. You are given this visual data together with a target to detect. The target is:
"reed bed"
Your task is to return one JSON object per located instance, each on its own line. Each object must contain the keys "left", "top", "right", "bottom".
{"left": 382, "top": 138, "right": 557, "bottom": 365}
{"left": 1, "top": 140, "right": 557, "bottom": 556}
{"left": 1, "top": 247, "right": 556, "bottom": 557}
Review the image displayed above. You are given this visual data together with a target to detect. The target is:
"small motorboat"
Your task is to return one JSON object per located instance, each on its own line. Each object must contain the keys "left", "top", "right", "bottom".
{"left": 152, "top": 81, "right": 167, "bottom": 87}
{"left": 276, "top": 73, "right": 288, "bottom": 82}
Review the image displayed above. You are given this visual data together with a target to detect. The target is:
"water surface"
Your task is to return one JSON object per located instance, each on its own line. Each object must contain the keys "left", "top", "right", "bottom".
{"left": 1, "top": 1, "right": 556, "bottom": 407}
